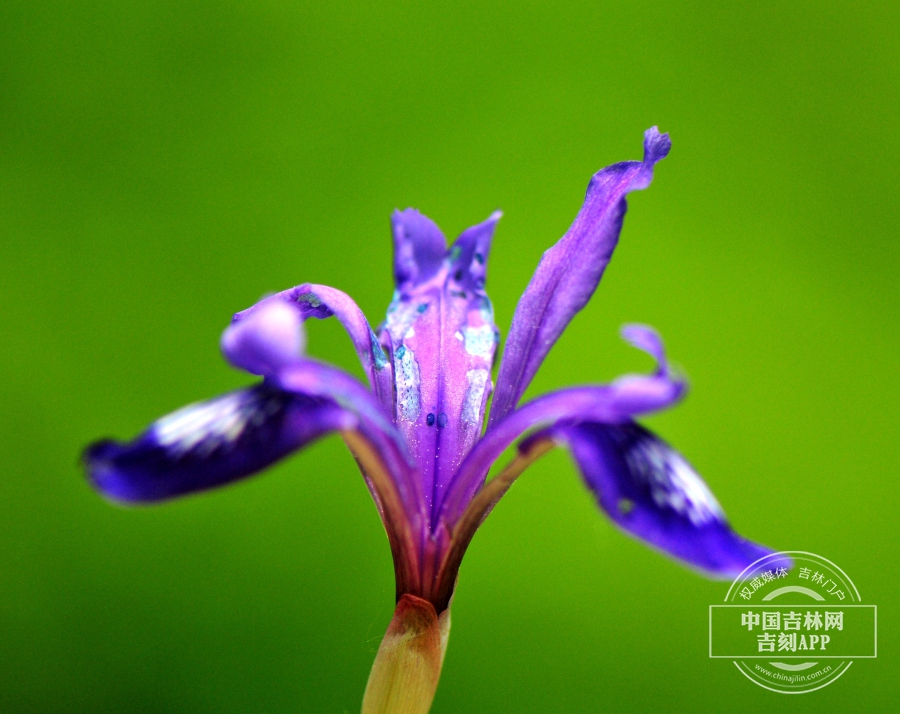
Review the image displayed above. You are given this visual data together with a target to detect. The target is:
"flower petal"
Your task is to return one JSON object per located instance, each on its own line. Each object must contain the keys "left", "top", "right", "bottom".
{"left": 446, "top": 210, "right": 502, "bottom": 291}
{"left": 85, "top": 383, "right": 351, "bottom": 503}
{"left": 383, "top": 212, "right": 502, "bottom": 525}
{"left": 441, "top": 326, "right": 782, "bottom": 580}
{"left": 221, "top": 300, "right": 305, "bottom": 376}
{"left": 445, "top": 421, "right": 781, "bottom": 584}
{"left": 489, "top": 128, "right": 671, "bottom": 427}
{"left": 274, "top": 359, "right": 423, "bottom": 517}
{"left": 84, "top": 358, "right": 426, "bottom": 595}
{"left": 556, "top": 421, "right": 782, "bottom": 578}
{"left": 230, "top": 284, "right": 393, "bottom": 408}
{"left": 392, "top": 208, "right": 448, "bottom": 291}
{"left": 86, "top": 357, "right": 421, "bottom": 510}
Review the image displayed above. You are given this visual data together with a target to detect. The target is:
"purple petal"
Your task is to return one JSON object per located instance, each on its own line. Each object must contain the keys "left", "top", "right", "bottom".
{"left": 383, "top": 213, "right": 501, "bottom": 525}
{"left": 221, "top": 301, "right": 305, "bottom": 376}
{"left": 84, "top": 360, "right": 427, "bottom": 592}
{"left": 85, "top": 359, "right": 422, "bottom": 521}
{"left": 230, "top": 284, "right": 393, "bottom": 409}
{"left": 489, "top": 128, "right": 671, "bottom": 427}
{"left": 606, "top": 324, "right": 685, "bottom": 413}
{"left": 557, "top": 421, "right": 781, "bottom": 579}
{"left": 447, "top": 210, "right": 502, "bottom": 291}
{"left": 620, "top": 323, "right": 667, "bottom": 372}
{"left": 392, "top": 209, "right": 448, "bottom": 290}
{"left": 441, "top": 324, "right": 780, "bottom": 579}
{"left": 85, "top": 384, "right": 351, "bottom": 503}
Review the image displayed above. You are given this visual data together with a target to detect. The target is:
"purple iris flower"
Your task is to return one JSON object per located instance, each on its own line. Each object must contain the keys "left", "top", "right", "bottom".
{"left": 84, "top": 128, "right": 782, "bottom": 713}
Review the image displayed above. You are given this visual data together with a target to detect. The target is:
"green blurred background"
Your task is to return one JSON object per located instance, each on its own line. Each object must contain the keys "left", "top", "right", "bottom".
{"left": 1, "top": 1, "right": 897, "bottom": 711}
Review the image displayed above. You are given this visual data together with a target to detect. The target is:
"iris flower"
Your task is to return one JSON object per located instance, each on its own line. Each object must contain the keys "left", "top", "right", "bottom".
{"left": 84, "top": 128, "right": 780, "bottom": 713}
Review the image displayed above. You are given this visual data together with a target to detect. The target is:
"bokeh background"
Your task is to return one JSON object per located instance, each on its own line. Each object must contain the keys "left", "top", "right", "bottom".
{"left": 2, "top": 1, "right": 897, "bottom": 712}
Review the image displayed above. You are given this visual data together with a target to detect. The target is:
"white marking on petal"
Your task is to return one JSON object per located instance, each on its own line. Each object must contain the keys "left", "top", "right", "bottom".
{"left": 153, "top": 391, "right": 276, "bottom": 457}
{"left": 384, "top": 299, "right": 421, "bottom": 343}
{"left": 394, "top": 347, "right": 421, "bottom": 422}
{"left": 462, "top": 324, "right": 495, "bottom": 360}
{"left": 625, "top": 437, "right": 724, "bottom": 526}
{"left": 461, "top": 368, "right": 490, "bottom": 425}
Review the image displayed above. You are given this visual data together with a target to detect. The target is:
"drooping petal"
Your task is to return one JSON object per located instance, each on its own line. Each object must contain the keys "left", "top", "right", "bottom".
{"left": 88, "top": 301, "right": 425, "bottom": 580}
{"left": 441, "top": 324, "right": 683, "bottom": 525}
{"left": 84, "top": 355, "right": 426, "bottom": 597}
{"left": 440, "top": 326, "right": 783, "bottom": 581}
{"left": 489, "top": 128, "right": 671, "bottom": 427}
{"left": 230, "top": 284, "right": 393, "bottom": 408}
{"left": 553, "top": 421, "right": 783, "bottom": 578}
{"left": 392, "top": 209, "right": 448, "bottom": 291}
{"left": 84, "top": 384, "right": 351, "bottom": 503}
{"left": 383, "top": 212, "right": 501, "bottom": 525}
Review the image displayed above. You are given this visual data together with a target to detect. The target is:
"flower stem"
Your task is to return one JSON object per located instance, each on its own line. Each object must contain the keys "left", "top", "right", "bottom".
{"left": 361, "top": 595, "right": 450, "bottom": 714}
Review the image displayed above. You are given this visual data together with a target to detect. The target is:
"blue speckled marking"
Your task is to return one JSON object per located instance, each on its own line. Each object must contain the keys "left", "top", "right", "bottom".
{"left": 369, "top": 328, "right": 389, "bottom": 370}
{"left": 297, "top": 292, "right": 323, "bottom": 308}
{"left": 394, "top": 345, "right": 421, "bottom": 421}
{"left": 624, "top": 436, "right": 724, "bottom": 526}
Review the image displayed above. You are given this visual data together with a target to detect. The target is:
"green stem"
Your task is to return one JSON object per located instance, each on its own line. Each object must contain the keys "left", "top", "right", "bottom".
{"left": 361, "top": 595, "right": 451, "bottom": 714}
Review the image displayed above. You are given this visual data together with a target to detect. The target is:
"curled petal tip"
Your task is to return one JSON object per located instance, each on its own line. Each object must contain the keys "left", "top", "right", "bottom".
{"left": 221, "top": 300, "right": 305, "bottom": 376}
{"left": 620, "top": 323, "right": 666, "bottom": 372}
{"left": 643, "top": 126, "right": 672, "bottom": 166}
{"left": 610, "top": 325, "right": 686, "bottom": 413}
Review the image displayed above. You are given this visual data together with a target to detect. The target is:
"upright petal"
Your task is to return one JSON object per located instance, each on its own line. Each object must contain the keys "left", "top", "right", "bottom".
{"left": 230, "top": 283, "right": 393, "bottom": 409}
{"left": 489, "top": 128, "right": 671, "bottom": 426}
{"left": 383, "top": 212, "right": 501, "bottom": 525}
{"left": 392, "top": 209, "right": 448, "bottom": 291}
{"left": 446, "top": 210, "right": 502, "bottom": 291}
